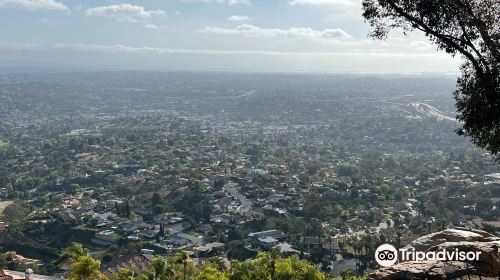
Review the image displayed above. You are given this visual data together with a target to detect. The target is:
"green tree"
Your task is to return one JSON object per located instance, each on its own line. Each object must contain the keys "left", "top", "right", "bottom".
{"left": 152, "top": 193, "right": 162, "bottom": 206}
{"left": 62, "top": 243, "right": 90, "bottom": 264}
{"left": 64, "top": 248, "right": 336, "bottom": 280}
{"left": 138, "top": 257, "right": 175, "bottom": 280}
{"left": 194, "top": 263, "right": 228, "bottom": 280}
{"left": 152, "top": 204, "right": 166, "bottom": 215}
{"left": 340, "top": 269, "right": 367, "bottom": 280}
{"left": 336, "top": 164, "right": 359, "bottom": 178}
{"left": 229, "top": 252, "right": 331, "bottom": 280}
{"left": 362, "top": 0, "right": 500, "bottom": 153}
{"left": 69, "top": 256, "right": 103, "bottom": 280}
{"left": 174, "top": 251, "right": 189, "bottom": 280}
{"left": 111, "top": 268, "right": 135, "bottom": 280}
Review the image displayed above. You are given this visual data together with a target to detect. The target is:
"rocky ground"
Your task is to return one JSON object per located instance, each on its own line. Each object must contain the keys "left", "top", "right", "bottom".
{"left": 369, "top": 228, "right": 500, "bottom": 279}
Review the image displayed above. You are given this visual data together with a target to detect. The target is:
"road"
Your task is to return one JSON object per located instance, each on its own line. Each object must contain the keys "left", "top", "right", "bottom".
{"left": 410, "top": 102, "right": 458, "bottom": 122}
{"left": 224, "top": 182, "right": 252, "bottom": 214}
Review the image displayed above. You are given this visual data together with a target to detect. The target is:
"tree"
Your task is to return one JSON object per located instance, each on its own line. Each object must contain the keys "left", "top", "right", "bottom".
{"left": 482, "top": 224, "right": 497, "bottom": 234}
{"left": 67, "top": 251, "right": 332, "bottom": 280}
{"left": 341, "top": 269, "right": 367, "bottom": 280}
{"left": 111, "top": 268, "right": 135, "bottom": 280}
{"left": 194, "top": 263, "right": 228, "bottom": 280}
{"left": 362, "top": 0, "right": 500, "bottom": 153}
{"left": 336, "top": 164, "right": 359, "bottom": 178}
{"left": 69, "top": 256, "right": 103, "bottom": 280}
{"left": 151, "top": 193, "right": 162, "bottom": 207}
{"left": 174, "top": 251, "right": 189, "bottom": 280}
{"left": 137, "top": 257, "right": 175, "bottom": 280}
{"left": 62, "top": 243, "right": 90, "bottom": 264}
{"left": 152, "top": 204, "right": 166, "bottom": 215}
{"left": 309, "top": 218, "right": 324, "bottom": 263}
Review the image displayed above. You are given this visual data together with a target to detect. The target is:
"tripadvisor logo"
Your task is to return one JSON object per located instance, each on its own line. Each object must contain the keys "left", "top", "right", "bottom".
{"left": 375, "top": 244, "right": 398, "bottom": 267}
{"left": 374, "top": 244, "right": 482, "bottom": 267}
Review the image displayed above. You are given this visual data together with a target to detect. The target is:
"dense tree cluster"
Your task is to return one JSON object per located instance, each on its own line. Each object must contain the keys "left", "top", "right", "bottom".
{"left": 64, "top": 243, "right": 357, "bottom": 280}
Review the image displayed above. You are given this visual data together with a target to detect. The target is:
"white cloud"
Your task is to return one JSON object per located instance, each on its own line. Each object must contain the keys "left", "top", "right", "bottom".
{"left": 85, "top": 4, "right": 165, "bottom": 27}
{"left": 200, "top": 24, "right": 351, "bottom": 41}
{"left": 181, "top": 0, "right": 250, "bottom": 5}
{"left": 0, "top": 41, "right": 459, "bottom": 73}
{"left": 0, "top": 0, "right": 67, "bottom": 10}
{"left": 290, "top": 0, "right": 359, "bottom": 8}
{"left": 409, "top": 40, "right": 433, "bottom": 50}
{"left": 227, "top": 15, "right": 249, "bottom": 22}
{"left": 144, "top": 23, "right": 163, "bottom": 29}
{"left": 0, "top": 42, "right": 454, "bottom": 58}
{"left": 290, "top": 0, "right": 362, "bottom": 16}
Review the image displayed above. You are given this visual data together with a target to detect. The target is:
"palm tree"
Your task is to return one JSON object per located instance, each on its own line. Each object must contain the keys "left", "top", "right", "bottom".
{"left": 137, "top": 270, "right": 154, "bottom": 280}
{"left": 268, "top": 249, "right": 281, "bottom": 280}
{"left": 206, "top": 256, "right": 226, "bottom": 272}
{"left": 175, "top": 251, "right": 189, "bottom": 280}
{"left": 310, "top": 218, "right": 324, "bottom": 262}
{"left": 137, "top": 257, "right": 175, "bottom": 280}
{"left": 111, "top": 268, "right": 135, "bottom": 280}
{"left": 150, "top": 257, "right": 174, "bottom": 280}
{"left": 69, "top": 255, "right": 102, "bottom": 280}
{"left": 351, "top": 236, "right": 369, "bottom": 272}
{"left": 62, "top": 243, "right": 90, "bottom": 264}
{"left": 340, "top": 214, "right": 349, "bottom": 243}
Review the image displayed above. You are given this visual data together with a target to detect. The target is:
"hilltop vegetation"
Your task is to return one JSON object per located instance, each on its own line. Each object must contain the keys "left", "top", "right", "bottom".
{"left": 63, "top": 243, "right": 365, "bottom": 280}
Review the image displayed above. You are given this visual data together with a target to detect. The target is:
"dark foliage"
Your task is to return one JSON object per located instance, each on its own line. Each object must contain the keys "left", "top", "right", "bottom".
{"left": 362, "top": 0, "right": 500, "bottom": 153}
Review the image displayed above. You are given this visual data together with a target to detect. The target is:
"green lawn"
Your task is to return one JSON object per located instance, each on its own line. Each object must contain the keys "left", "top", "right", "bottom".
{"left": 0, "top": 140, "right": 8, "bottom": 149}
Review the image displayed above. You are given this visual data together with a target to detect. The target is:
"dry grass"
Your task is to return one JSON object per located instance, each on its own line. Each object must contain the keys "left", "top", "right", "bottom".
{"left": 0, "top": 200, "right": 14, "bottom": 215}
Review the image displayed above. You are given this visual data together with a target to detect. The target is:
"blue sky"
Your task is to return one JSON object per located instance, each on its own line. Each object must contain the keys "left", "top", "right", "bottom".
{"left": 0, "top": 0, "right": 461, "bottom": 73}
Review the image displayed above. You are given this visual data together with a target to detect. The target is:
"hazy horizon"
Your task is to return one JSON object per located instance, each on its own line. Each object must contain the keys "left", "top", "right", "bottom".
{"left": 0, "top": 0, "right": 462, "bottom": 73}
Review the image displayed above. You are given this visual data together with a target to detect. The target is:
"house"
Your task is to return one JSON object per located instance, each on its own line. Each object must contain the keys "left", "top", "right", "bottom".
{"left": 58, "top": 208, "right": 76, "bottom": 222}
{"left": 92, "top": 230, "right": 119, "bottom": 247}
{"left": 302, "top": 237, "right": 339, "bottom": 251}
{"left": 196, "top": 224, "right": 213, "bottom": 236}
{"left": 62, "top": 196, "right": 79, "bottom": 208}
{"left": 247, "top": 169, "right": 267, "bottom": 177}
{"left": 166, "top": 233, "right": 189, "bottom": 247}
{"left": 4, "top": 252, "right": 40, "bottom": 266}
{"left": 105, "top": 200, "right": 123, "bottom": 211}
{"left": 0, "top": 222, "right": 9, "bottom": 231}
{"left": 139, "top": 230, "right": 158, "bottom": 240}
{"left": 176, "top": 233, "right": 206, "bottom": 246}
{"left": 0, "top": 269, "right": 63, "bottom": 280}
{"left": 153, "top": 213, "right": 183, "bottom": 225}
{"left": 248, "top": 230, "right": 286, "bottom": 241}
{"left": 117, "top": 223, "right": 137, "bottom": 233}
{"left": 194, "top": 242, "right": 224, "bottom": 257}
{"left": 257, "top": 236, "right": 279, "bottom": 248}
{"left": 274, "top": 242, "right": 300, "bottom": 256}
{"left": 211, "top": 213, "right": 237, "bottom": 225}
{"left": 94, "top": 218, "right": 108, "bottom": 228}
{"left": 153, "top": 213, "right": 173, "bottom": 224}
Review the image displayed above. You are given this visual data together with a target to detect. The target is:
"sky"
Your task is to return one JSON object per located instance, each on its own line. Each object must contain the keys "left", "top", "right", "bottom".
{"left": 0, "top": 0, "right": 462, "bottom": 73}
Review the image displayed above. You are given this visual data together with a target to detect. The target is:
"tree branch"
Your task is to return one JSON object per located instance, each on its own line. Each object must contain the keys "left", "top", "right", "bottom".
{"left": 383, "top": 0, "right": 485, "bottom": 76}
{"left": 456, "top": 18, "right": 490, "bottom": 71}
{"left": 459, "top": 0, "right": 500, "bottom": 61}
